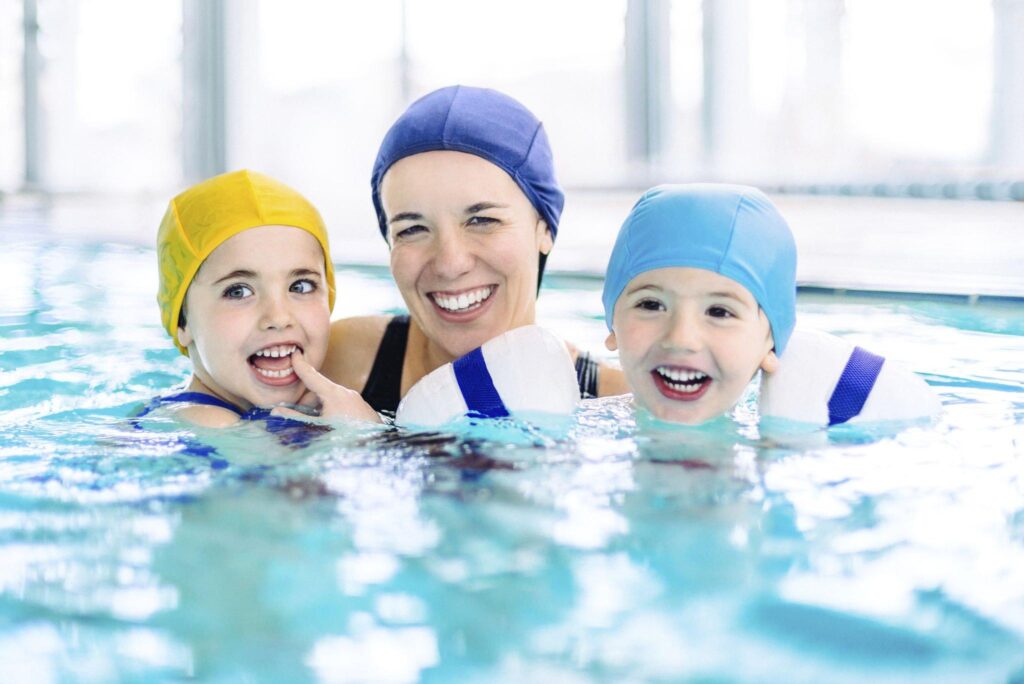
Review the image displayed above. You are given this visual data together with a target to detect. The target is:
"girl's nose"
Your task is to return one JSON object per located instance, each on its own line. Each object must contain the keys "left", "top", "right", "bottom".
{"left": 260, "top": 293, "right": 294, "bottom": 330}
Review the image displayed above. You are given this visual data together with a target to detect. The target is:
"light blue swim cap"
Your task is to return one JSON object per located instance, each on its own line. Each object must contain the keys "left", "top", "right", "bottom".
{"left": 601, "top": 184, "right": 797, "bottom": 354}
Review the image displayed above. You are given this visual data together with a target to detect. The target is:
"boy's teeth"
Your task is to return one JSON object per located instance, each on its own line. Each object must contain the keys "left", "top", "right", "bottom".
{"left": 657, "top": 366, "right": 708, "bottom": 383}
{"left": 432, "top": 286, "right": 494, "bottom": 312}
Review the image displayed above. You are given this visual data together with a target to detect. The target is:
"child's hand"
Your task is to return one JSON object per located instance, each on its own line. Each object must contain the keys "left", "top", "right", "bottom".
{"left": 273, "top": 350, "right": 382, "bottom": 424}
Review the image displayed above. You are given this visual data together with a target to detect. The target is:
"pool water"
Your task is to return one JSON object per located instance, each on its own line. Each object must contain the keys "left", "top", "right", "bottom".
{"left": 1, "top": 238, "right": 1023, "bottom": 683}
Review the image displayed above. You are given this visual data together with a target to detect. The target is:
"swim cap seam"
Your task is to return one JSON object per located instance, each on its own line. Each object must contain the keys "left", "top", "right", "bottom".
{"left": 717, "top": 196, "right": 743, "bottom": 272}
{"left": 516, "top": 122, "right": 543, "bottom": 173}
{"left": 439, "top": 85, "right": 459, "bottom": 147}
{"left": 240, "top": 170, "right": 266, "bottom": 225}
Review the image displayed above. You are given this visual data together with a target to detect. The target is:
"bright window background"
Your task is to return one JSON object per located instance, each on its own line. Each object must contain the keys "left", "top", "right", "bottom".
{"left": 0, "top": 0, "right": 22, "bottom": 189}
{"left": 0, "top": 0, "right": 1010, "bottom": 199}
{"left": 33, "top": 0, "right": 180, "bottom": 192}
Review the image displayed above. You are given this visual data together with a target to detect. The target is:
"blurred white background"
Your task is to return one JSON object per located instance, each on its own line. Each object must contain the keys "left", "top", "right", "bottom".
{"left": 1, "top": 0, "right": 1022, "bottom": 291}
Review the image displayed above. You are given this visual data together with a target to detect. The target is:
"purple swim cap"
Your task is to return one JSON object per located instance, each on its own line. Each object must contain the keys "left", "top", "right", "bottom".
{"left": 371, "top": 85, "right": 564, "bottom": 241}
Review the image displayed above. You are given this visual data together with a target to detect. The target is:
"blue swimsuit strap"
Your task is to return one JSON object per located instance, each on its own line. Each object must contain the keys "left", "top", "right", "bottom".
{"left": 827, "top": 346, "right": 886, "bottom": 426}
{"left": 148, "top": 391, "right": 246, "bottom": 416}
{"left": 452, "top": 347, "right": 510, "bottom": 419}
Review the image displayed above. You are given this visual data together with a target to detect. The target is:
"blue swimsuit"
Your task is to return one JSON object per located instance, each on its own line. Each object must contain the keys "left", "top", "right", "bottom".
{"left": 133, "top": 391, "right": 328, "bottom": 464}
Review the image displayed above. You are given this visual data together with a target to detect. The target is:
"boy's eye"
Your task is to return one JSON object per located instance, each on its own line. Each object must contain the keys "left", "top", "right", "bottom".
{"left": 634, "top": 298, "right": 665, "bottom": 312}
{"left": 223, "top": 284, "right": 253, "bottom": 299}
{"left": 707, "top": 305, "right": 734, "bottom": 318}
{"left": 290, "top": 279, "right": 317, "bottom": 294}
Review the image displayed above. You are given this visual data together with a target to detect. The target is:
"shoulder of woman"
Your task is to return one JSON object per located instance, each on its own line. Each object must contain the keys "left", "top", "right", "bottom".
{"left": 321, "top": 315, "right": 393, "bottom": 389}
{"left": 596, "top": 362, "right": 629, "bottom": 397}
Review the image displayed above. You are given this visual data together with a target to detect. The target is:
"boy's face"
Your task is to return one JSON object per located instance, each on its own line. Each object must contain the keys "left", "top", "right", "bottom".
{"left": 606, "top": 267, "right": 779, "bottom": 425}
{"left": 177, "top": 225, "right": 331, "bottom": 410}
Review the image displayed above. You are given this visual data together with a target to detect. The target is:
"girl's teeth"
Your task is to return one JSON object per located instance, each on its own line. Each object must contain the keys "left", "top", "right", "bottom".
{"left": 254, "top": 366, "right": 293, "bottom": 378}
{"left": 657, "top": 367, "right": 708, "bottom": 383}
{"left": 255, "top": 344, "right": 297, "bottom": 358}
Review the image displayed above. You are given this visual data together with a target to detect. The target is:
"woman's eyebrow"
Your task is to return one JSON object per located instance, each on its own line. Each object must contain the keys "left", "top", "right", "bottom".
{"left": 464, "top": 201, "right": 508, "bottom": 214}
{"left": 388, "top": 211, "right": 423, "bottom": 224}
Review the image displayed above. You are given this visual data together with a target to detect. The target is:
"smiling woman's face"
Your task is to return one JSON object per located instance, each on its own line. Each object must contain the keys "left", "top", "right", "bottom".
{"left": 381, "top": 150, "right": 553, "bottom": 361}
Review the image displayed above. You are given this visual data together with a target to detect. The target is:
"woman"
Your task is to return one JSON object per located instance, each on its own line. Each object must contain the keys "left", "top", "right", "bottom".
{"left": 321, "top": 85, "right": 627, "bottom": 414}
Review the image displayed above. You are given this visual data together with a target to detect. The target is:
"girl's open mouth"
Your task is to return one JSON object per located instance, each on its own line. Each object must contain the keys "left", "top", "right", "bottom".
{"left": 248, "top": 343, "right": 301, "bottom": 385}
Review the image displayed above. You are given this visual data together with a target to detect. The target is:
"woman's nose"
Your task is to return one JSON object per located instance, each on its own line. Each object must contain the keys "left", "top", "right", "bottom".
{"left": 430, "top": 227, "right": 475, "bottom": 280}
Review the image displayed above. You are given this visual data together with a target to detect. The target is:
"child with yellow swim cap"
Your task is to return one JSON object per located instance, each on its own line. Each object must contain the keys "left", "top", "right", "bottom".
{"left": 150, "top": 169, "right": 380, "bottom": 427}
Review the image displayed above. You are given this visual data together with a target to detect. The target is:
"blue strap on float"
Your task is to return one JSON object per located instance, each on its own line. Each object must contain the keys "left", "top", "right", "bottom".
{"left": 827, "top": 346, "right": 885, "bottom": 426}
{"left": 452, "top": 347, "right": 510, "bottom": 418}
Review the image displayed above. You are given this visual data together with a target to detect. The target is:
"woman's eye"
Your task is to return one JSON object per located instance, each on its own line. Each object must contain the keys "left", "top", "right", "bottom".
{"left": 223, "top": 284, "right": 253, "bottom": 299}
{"left": 635, "top": 298, "right": 665, "bottom": 312}
{"left": 466, "top": 215, "right": 498, "bottom": 227}
{"left": 291, "top": 279, "right": 317, "bottom": 294}
{"left": 394, "top": 225, "right": 427, "bottom": 240}
{"left": 707, "top": 305, "right": 734, "bottom": 318}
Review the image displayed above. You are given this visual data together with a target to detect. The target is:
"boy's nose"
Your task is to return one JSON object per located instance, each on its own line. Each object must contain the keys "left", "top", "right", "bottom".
{"left": 662, "top": 310, "right": 703, "bottom": 352}
{"left": 430, "top": 226, "right": 475, "bottom": 281}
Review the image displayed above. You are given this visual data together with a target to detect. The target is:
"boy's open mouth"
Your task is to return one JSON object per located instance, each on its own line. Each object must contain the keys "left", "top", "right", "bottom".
{"left": 652, "top": 365, "right": 711, "bottom": 400}
{"left": 248, "top": 343, "right": 301, "bottom": 382}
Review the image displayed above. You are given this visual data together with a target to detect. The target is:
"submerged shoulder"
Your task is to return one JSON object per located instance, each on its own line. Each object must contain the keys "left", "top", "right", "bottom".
{"left": 322, "top": 315, "right": 394, "bottom": 390}
{"left": 172, "top": 403, "right": 241, "bottom": 428}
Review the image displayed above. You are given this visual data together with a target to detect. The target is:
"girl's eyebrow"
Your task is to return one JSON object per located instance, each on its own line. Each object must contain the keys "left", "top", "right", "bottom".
{"left": 212, "top": 269, "right": 256, "bottom": 285}
{"left": 707, "top": 291, "right": 748, "bottom": 304}
{"left": 290, "top": 268, "right": 322, "bottom": 278}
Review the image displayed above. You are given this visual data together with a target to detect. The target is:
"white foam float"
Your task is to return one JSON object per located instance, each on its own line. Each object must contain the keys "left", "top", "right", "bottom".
{"left": 395, "top": 325, "right": 581, "bottom": 427}
{"left": 759, "top": 328, "right": 941, "bottom": 426}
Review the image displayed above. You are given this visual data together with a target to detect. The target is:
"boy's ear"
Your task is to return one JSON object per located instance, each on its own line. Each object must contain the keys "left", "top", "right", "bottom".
{"left": 604, "top": 330, "right": 618, "bottom": 352}
{"left": 760, "top": 349, "right": 780, "bottom": 374}
{"left": 537, "top": 219, "right": 553, "bottom": 256}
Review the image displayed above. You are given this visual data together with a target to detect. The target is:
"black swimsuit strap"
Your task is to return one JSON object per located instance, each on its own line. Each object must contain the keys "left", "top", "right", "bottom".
{"left": 575, "top": 351, "right": 600, "bottom": 399}
{"left": 361, "top": 314, "right": 410, "bottom": 415}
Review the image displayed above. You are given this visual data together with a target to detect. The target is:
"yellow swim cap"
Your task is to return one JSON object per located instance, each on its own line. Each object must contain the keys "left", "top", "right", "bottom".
{"left": 157, "top": 169, "right": 336, "bottom": 355}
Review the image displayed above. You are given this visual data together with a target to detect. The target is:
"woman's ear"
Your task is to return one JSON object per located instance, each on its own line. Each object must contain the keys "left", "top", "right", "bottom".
{"left": 605, "top": 330, "right": 618, "bottom": 352}
{"left": 537, "top": 219, "right": 554, "bottom": 255}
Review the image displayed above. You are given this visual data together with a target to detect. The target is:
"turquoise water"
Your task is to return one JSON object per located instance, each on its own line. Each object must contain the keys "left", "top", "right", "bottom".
{"left": 1, "top": 238, "right": 1023, "bottom": 683}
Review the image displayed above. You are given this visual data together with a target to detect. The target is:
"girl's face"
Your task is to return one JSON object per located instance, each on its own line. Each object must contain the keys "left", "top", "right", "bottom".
{"left": 177, "top": 225, "right": 331, "bottom": 410}
{"left": 606, "top": 267, "right": 779, "bottom": 425}
{"left": 381, "top": 150, "right": 553, "bottom": 361}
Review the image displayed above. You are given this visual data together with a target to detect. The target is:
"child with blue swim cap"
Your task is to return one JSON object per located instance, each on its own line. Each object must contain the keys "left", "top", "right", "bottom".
{"left": 602, "top": 184, "right": 797, "bottom": 425}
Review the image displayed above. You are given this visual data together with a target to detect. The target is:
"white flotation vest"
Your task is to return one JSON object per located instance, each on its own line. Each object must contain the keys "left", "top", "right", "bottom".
{"left": 395, "top": 325, "right": 581, "bottom": 427}
{"left": 759, "top": 328, "right": 941, "bottom": 426}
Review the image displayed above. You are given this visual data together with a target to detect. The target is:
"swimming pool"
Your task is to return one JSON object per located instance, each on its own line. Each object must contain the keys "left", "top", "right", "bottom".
{"left": 1, "top": 236, "right": 1022, "bottom": 682}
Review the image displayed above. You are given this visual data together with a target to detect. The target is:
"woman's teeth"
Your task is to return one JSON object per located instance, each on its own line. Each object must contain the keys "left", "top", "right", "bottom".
{"left": 656, "top": 366, "right": 709, "bottom": 392}
{"left": 432, "top": 286, "right": 494, "bottom": 312}
{"left": 253, "top": 344, "right": 298, "bottom": 358}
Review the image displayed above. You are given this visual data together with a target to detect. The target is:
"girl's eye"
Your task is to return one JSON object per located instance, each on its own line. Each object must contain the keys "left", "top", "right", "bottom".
{"left": 707, "top": 305, "right": 734, "bottom": 319}
{"left": 394, "top": 224, "right": 427, "bottom": 240}
{"left": 290, "top": 279, "right": 317, "bottom": 294}
{"left": 223, "top": 284, "right": 253, "bottom": 299}
{"left": 635, "top": 298, "right": 665, "bottom": 312}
